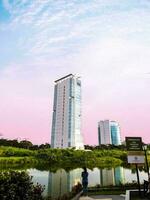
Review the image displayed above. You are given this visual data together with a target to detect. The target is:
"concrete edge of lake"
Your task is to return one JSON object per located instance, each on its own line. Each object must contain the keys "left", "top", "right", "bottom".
{"left": 125, "top": 189, "right": 149, "bottom": 200}
{"left": 71, "top": 191, "right": 83, "bottom": 200}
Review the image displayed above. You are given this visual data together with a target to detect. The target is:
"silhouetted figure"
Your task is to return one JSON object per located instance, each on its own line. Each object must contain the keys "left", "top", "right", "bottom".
{"left": 81, "top": 167, "right": 88, "bottom": 196}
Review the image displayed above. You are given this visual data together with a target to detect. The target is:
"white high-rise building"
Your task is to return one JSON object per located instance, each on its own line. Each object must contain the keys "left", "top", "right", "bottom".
{"left": 98, "top": 120, "right": 121, "bottom": 145}
{"left": 51, "top": 74, "right": 84, "bottom": 149}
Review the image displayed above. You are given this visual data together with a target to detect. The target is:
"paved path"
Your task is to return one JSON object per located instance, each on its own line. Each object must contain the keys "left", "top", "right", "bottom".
{"left": 80, "top": 197, "right": 112, "bottom": 200}
{"left": 80, "top": 194, "right": 125, "bottom": 200}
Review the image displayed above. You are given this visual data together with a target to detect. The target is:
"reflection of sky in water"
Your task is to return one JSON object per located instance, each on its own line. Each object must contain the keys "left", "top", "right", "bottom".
{"left": 27, "top": 169, "right": 49, "bottom": 196}
{"left": 27, "top": 167, "right": 149, "bottom": 198}
{"left": 124, "top": 168, "right": 148, "bottom": 184}
{"left": 88, "top": 168, "right": 100, "bottom": 186}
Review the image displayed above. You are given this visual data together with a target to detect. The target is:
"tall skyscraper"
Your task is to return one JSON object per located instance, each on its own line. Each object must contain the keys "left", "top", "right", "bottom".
{"left": 98, "top": 120, "right": 121, "bottom": 145}
{"left": 51, "top": 74, "right": 84, "bottom": 149}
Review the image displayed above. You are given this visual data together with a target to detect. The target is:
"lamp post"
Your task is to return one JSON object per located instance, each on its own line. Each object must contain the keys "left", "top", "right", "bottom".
{"left": 143, "top": 145, "right": 149, "bottom": 176}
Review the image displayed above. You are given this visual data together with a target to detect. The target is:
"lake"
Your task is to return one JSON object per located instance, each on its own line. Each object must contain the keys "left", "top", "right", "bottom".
{"left": 27, "top": 166, "right": 149, "bottom": 199}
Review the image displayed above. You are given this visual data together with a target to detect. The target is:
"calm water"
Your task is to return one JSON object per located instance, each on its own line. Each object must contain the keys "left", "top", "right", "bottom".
{"left": 27, "top": 167, "right": 149, "bottom": 198}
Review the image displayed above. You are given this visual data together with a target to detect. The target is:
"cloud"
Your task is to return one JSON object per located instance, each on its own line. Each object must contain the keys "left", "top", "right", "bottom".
{"left": 1, "top": 0, "right": 150, "bottom": 143}
{"left": 1, "top": 0, "right": 150, "bottom": 59}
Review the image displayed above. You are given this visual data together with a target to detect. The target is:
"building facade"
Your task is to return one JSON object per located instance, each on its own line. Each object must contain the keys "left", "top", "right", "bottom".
{"left": 51, "top": 74, "right": 84, "bottom": 149}
{"left": 110, "top": 121, "right": 121, "bottom": 145}
{"left": 98, "top": 120, "right": 121, "bottom": 145}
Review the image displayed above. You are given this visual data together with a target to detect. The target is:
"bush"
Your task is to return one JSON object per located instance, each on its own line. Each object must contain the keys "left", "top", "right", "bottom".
{"left": 0, "top": 171, "right": 45, "bottom": 200}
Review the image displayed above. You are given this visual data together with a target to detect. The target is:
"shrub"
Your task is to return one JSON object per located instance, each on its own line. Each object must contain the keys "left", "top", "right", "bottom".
{"left": 0, "top": 171, "right": 45, "bottom": 200}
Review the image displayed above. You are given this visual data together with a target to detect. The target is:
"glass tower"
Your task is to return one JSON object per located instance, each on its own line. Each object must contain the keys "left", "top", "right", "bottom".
{"left": 110, "top": 121, "right": 121, "bottom": 145}
{"left": 98, "top": 120, "right": 121, "bottom": 145}
{"left": 51, "top": 74, "right": 84, "bottom": 149}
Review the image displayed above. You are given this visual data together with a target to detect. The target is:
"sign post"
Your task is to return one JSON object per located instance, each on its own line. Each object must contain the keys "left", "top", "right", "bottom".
{"left": 126, "top": 137, "right": 144, "bottom": 197}
{"left": 126, "top": 137, "right": 142, "bottom": 151}
{"left": 135, "top": 163, "right": 141, "bottom": 196}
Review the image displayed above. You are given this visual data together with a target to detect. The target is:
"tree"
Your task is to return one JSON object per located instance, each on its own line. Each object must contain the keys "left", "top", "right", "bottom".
{"left": 39, "top": 143, "right": 51, "bottom": 149}
{"left": 19, "top": 140, "right": 33, "bottom": 149}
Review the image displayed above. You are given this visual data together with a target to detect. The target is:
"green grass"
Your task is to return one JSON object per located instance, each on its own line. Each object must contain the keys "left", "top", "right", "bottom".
{"left": 0, "top": 146, "right": 36, "bottom": 157}
{"left": 0, "top": 156, "right": 37, "bottom": 164}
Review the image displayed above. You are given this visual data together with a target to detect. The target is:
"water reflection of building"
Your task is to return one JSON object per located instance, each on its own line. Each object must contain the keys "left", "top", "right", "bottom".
{"left": 100, "top": 167, "right": 125, "bottom": 187}
{"left": 114, "top": 167, "right": 125, "bottom": 185}
{"left": 47, "top": 167, "right": 125, "bottom": 198}
{"left": 48, "top": 169, "right": 82, "bottom": 199}
{"left": 100, "top": 169, "right": 115, "bottom": 186}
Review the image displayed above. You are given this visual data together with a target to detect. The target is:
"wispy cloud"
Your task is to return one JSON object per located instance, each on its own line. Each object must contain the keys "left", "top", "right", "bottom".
{"left": 1, "top": 0, "right": 150, "bottom": 59}
{"left": 1, "top": 0, "right": 150, "bottom": 143}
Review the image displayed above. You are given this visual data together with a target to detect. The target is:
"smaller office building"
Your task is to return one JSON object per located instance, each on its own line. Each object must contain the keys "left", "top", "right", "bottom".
{"left": 98, "top": 120, "right": 121, "bottom": 145}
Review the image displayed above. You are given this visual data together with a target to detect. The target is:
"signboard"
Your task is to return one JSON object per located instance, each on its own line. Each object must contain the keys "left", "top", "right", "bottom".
{"left": 126, "top": 137, "right": 144, "bottom": 196}
{"left": 126, "top": 137, "right": 142, "bottom": 151}
{"left": 127, "top": 155, "right": 145, "bottom": 164}
{"left": 128, "top": 151, "right": 144, "bottom": 155}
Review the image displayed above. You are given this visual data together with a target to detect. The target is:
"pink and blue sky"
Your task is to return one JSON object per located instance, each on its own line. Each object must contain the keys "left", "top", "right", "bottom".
{"left": 0, "top": 0, "right": 150, "bottom": 145}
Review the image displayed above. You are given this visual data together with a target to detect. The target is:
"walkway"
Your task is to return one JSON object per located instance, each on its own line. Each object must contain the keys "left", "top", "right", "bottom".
{"left": 79, "top": 194, "right": 126, "bottom": 200}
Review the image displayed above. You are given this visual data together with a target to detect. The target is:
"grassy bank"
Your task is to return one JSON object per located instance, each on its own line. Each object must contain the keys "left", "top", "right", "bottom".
{"left": 0, "top": 156, "right": 38, "bottom": 164}
{"left": 0, "top": 146, "right": 125, "bottom": 169}
{"left": 0, "top": 146, "right": 36, "bottom": 157}
{"left": 0, "top": 146, "right": 149, "bottom": 170}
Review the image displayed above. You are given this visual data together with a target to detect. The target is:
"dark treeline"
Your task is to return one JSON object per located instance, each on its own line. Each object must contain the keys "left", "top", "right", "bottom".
{"left": 84, "top": 144, "right": 127, "bottom": 150}
{"left": 84, "top": 143, "right": 150, "bottom": 151}
{"left": 0, "top": 139, "right": 50, "bottom": 150}
{"left": 0, "top": 140, "right": 128, "bottom": 151}
{"left": 0, "top": 139, "right": 150, "bottom": 151}
{"left": 1, "top": 139, "right": 126, "bottom": 150}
